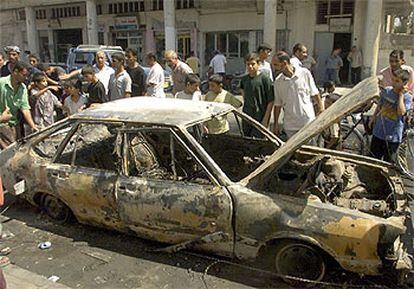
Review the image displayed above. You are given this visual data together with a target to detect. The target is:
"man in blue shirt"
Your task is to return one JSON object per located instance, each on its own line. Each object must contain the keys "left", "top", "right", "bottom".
{"left": 369, "top": 68, "right": 412, "bottom": 162}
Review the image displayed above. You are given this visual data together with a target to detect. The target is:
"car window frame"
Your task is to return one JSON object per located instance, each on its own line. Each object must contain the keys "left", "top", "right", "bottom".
{"left": 52, "top": 120, "right": 125, "bottom": 173}
{"left": 119, "top": 126, "right": 221, "bottom": 187}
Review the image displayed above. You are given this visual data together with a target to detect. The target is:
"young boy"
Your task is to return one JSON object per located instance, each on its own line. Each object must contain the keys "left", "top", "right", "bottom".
{"left": 30, "top": 72, "right": 62, "bottom": 128}
{"left": 203, "top": 74, "right": 242, "bottom": 134}
{"left": 370, "top": 68, "right": 412, "bottom": 162}
{"left": 240, "top": 53, "right": 274, "bottom": 137}
{"left": 174, "top": 73, "right": 201, "bottom": 101}
{"left": 81, "top": 64, "right": 107, "bottom": 107}
{"left": 63, "top": 79, "right": 87, "bottom": 116}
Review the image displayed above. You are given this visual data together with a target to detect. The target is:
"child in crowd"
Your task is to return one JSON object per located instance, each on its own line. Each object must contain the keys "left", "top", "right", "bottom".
{"left": 174, "top": 73, "right": 201, "bottom": 100}
{"left": 81, "top": 64, "right": 107, "bottom": 108}
{"left": 30, "top": 72, "right": 62, "bottom": 129}
{"left": 370, "top": 68, "right": 412, "bottom": 162}
{"left": 203, "top": 74, "right": 242, "bottom": 134}
{"left": 63, "top": 79, "right": 87, "bottom": 116}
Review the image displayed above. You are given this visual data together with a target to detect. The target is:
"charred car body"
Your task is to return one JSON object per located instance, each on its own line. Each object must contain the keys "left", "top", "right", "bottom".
{"left": 0, "top": 77, "right": 412, "bottom": 283}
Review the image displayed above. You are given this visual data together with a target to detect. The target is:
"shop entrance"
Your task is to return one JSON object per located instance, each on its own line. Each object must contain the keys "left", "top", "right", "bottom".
{"left": 54, "top": 29, "right": 82, "bottom": 63}
{"left": 177, "top": 34, "right": 191, "bottom": 60}
{"left": 314, "top": 32, "right": 352, "bottom": 85}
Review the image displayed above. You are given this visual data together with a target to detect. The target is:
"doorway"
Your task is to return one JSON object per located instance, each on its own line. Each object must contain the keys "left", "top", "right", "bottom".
{"left": 333, "top": 33, "right": 352, "bottom": 85}
{"left": 314, "top": 32, "right": 352, "bottom": 85}
{"left": 54, "top": 29, "right": 82, "bottom": 63}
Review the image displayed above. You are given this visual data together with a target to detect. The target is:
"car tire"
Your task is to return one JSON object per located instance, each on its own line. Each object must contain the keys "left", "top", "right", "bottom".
{"left": 273, "top": 241, "right": 326, "bottom": 285}
{"left": 41, "top": 194, "right": 72, "bottom": 223}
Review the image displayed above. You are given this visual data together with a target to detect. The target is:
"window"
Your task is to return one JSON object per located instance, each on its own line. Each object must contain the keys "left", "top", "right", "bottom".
{"left": 36, "top": 9, "right": 47, "bottom": 20}
{"left": 384, "top": 10, "right": 414, "bottom": 35}
{"left": 56, "top": 123, "right": 121, "bottom": 172}
{"left": 205, "top": 31, "right": 250, "bottom": 60}
{"left": 316, "top": 0, "right": 354, "bottom": 24}
{"left": 125, "top": 129, "right": 212, "bottom": 185}
{"left": 97, "top": 4, "right": 102, "bottom": 15}
{"left": 33, "top": 123, "right": 75, "bottom": 160}
{"left": 153, "top": 0, "right": 163, "bottom": 10}
{"left": 187, "top": 111, "right": 276, "bottom": 182}
{"left": 51, "top": 5, "right": 81, "bottom": 19}
{"left": 17, "top": 9, "right": 26, "bottom": 21}
{"left": 176, "top": 0, "right": 194, "bottom": 9}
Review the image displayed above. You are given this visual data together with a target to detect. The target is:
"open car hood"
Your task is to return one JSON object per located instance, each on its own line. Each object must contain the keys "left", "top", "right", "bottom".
{"left": 243, "top": 76, "right": 379, "bottom": 187}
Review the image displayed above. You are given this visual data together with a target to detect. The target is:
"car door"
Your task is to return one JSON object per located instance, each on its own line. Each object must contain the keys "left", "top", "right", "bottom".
{"left": 115, "top": 127, "right": 234, "bottom": 256}
{"left": 47, "top": 122, "right": 124, "bottom": 229}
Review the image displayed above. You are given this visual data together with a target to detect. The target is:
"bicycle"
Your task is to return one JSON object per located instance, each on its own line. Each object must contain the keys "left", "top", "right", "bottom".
{"left": 396, "top": 114, "right": 414, "bottom": 180}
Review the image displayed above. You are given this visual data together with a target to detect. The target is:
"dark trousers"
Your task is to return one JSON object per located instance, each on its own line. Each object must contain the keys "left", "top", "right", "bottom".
{"left": 351, "top": 67, "right": 361, "bottom": 85}
{"left": 370, "top": 135, "right": 400, "bottom": 163}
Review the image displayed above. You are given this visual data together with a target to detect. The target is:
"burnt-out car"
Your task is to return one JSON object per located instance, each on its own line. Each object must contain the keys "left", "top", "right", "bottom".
{"left": 0, "top": 77, "right": 412, "bottom": 284}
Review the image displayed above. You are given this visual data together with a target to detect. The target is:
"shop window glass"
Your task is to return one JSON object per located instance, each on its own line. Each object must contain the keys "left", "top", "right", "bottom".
{"left": 217, "top": 33, "right": 226, "bottom": 54}
{"left": 240, "top": 32, "right": 249, "bottom": 59}
{"left": 228, "top": 33, "right": 239, "bottom": 58}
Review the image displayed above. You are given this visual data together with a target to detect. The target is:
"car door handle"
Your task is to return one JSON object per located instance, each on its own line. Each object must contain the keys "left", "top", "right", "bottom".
{"left": 51, "top": 172, "right": 68, "bottom": 180}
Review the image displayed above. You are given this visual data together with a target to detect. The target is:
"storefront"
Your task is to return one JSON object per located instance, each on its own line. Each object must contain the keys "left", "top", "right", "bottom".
{"left": 111, "top": 16, "right": 144, "bottom": 59}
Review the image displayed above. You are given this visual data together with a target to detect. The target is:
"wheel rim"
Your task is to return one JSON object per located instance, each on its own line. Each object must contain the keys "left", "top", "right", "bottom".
{"left": 43, "top": 195, "right": 70, "bottom": 222}
{"left": 275, "top": 243, "right": 325, "bottom": 282}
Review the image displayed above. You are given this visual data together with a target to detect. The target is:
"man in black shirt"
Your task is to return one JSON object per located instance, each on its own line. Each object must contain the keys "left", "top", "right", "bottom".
{"left": 81, "top": 65, "right": 107, "bottom": 107}
{"left": 125, "top": 48, "right": 146, "bottom": 96}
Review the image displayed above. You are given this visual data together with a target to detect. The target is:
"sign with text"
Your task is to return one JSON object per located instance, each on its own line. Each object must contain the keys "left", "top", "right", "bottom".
{"left": 114, "top": 16, "right": 138, "bottom": 30}
{"left": 329, "top": 18, "right": 351, "bottom": 33}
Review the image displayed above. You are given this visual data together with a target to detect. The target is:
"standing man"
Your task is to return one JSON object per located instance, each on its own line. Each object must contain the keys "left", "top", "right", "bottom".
{"left": 380, "top": 50, "right": 414, "bottom": 96}
{"left": 125, "top": 48, "right": 146, "bottom": 96}
{"left": 290, "top": 43, "right": 308, "bottom": 70}
{"left": 347, "top": 46, "right": 363, "bottom": 85}
{"left": 240, "top": 53, "right": 274, "bottom": 137}
{"left": 0, "top": 61, "right": 37, "bottom": 148}
{"left": 165, "top": 50, "right": 193, "bottom": 95}
{"left": 145, "top": 52, "right": 165, "bottom": 98}
{"left": 325, "top": 48, "right": 343, "bottom": 84}
{"left": 186, "top": 51, "right": 200, "bottom": 77}
{"left": 257, "top": 43, "right": 273, "bottom": 81}
{"left": 1, "top": 46, "right": 21, "bottom": 77}
{"left": 272, "top": 51, "right": 323, "bottom": 139}
{"left": 108, "top": 52, "right": 132, "bottom": 100}
{"left": 208, "top": 50, "right": 226, "bottom": 77}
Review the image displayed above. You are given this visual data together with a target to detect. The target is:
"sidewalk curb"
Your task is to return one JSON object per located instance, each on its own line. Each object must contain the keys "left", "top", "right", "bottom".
{"left": 3, "top": 264, "right": 72, "bottom": 289}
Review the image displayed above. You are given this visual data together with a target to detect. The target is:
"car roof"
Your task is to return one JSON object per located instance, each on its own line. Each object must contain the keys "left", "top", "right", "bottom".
{"left": 74, "top": 97, "right": 234, "bottom": 127}
{"left": 74, "top": 45, "right": 123, "bottom": 52}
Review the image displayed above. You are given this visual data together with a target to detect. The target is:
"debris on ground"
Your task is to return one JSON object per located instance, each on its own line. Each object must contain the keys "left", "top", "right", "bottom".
{"left": 38, "top": 241, "right": 52, "bottom": 250}
{"left": 47, "top": 275, "right": 60, "bottom": 282}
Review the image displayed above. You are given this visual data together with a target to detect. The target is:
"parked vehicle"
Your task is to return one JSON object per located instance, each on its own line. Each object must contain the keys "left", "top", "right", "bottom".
{"left": 0, "top": 77, "right": 411, "bottom": 285}
{"left": 66, "top": 45, "right": 123, "bottom": 72}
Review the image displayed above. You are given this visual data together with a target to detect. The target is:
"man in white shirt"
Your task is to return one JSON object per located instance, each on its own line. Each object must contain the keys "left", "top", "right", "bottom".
{"left": 108, "top": 52, "right": 132, "bottom": 100}
{"left": 257, "top": 43, "right": 273, "bottom": 81}
{"left": 208, "top": 50, "right": 226, "bottom": 76}
{"left": 290, "top": 43, "right": 308, "bottom": 70}
{"left": 145, "top": 52, "right": 165, "bottom": 98}
{"left": 347, "top": 46, "right": 363, "bottom": 85}
{"left": 272, "top": 51, "right": 323, "bottom": 139}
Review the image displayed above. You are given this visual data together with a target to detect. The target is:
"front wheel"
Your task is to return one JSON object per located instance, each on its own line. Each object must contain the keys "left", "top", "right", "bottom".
{"left": 274, "top": 242, "right": 326, "bottom": 285}
{"left": 41, "top": 194, "right": 72, "bottom": 223}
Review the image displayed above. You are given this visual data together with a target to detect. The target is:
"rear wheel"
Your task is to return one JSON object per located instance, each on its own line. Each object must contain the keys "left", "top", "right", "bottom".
{"left": 397, "top": 131, "right": 414, "bottom": 180}
{"left": 273, "top": 242, "right": 326, "bottom": 285}
{"left": 41, "top": 194, "right": 72, "bottom": 223}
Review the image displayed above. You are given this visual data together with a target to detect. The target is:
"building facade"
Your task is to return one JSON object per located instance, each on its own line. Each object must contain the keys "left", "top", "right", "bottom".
{"left": 0, "top": 0, "right": 413, "bottom": 83}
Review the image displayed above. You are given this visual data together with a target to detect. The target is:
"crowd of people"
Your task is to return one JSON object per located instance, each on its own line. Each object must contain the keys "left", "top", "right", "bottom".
{"left": 0, "top": 43, "right": 413, "bottom": 165}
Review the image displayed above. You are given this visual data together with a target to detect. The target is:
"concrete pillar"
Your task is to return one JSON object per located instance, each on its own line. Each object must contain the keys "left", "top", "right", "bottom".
{"left": 86, "top": 0, "right": 98, "bottom": 44}
{"left": 25, "top": 7, "right": 39, "bottom": 56}
{"left": 352, "top": 0, "right": 366, "bottom": 48}
{"left": 362, "top": 0, "right": 383, "bottom": 77}
{"left": 164, "top": 0, "right": 176, "bottom": 51}
{"left": 263, "top": 0, "right": 277, "bottom": 51}
{"left": 248, "top": 31, "right": 256, "bottom": 52}
{"left": 190, "top": 28, "right": 198, "bottom": 56}
{"left": 47, "top": 29, "right": 55, "bottom": 63}
{"left": 199, "top": 31, "right": 205, "bottom": 78}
